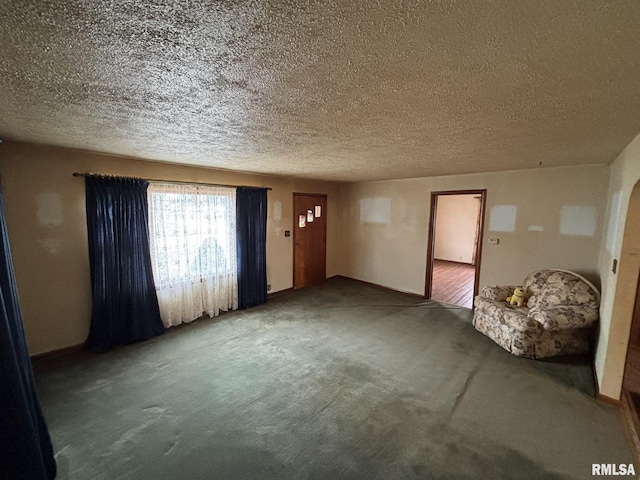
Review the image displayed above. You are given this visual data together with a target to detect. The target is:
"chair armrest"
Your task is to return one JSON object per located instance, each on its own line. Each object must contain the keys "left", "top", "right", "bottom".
{"left": 480, "top": 286, "right": 518, "bottom": 302}
{"left": 501, "top": 307, "right": 542, "bottom": 333}
{"left": 528, "top": 305, "right": 599, "bottom": 330}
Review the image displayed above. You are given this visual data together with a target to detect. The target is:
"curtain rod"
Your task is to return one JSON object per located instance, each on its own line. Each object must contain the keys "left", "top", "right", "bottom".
{"left": 72, "top": 172, "right": 272, "bottom": 191}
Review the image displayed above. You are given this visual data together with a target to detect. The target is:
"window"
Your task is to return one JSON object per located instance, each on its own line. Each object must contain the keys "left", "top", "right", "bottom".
{"left": 147, "top": 183, "right": 238, "bottom": 327}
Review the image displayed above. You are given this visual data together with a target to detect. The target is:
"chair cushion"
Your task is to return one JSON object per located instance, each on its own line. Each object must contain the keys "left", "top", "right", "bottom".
{"left": 474, "top": 297, "right": 539, "bottom": 332}
{"left": 523, "top": 270, "right": 557, "bottom": 307}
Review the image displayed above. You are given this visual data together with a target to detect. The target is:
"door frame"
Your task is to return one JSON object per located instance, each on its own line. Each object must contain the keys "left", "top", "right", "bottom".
{"left": 292, "top": 193, "right": 327, "bottom": 289}
{"left": 424, "top": 189, "right": 487, "bottom": 302}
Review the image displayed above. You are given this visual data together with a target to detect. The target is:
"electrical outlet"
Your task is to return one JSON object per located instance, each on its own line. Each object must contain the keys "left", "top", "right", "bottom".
{"left": 488, "top": 238, "right": 499, "bottom": 245}
{"left": 267, "top": 284, "right": 271, "bottom": 291}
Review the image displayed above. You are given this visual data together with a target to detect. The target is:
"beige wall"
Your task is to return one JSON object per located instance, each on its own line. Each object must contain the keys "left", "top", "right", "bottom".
{"left": 338, "top": 165, "right": 609, "bottom": 297}
{"left": 434, "top": 194, "right": 479, "bottom": 264}
{"left": 2, "top": 137, "right": 629, "bottom": 400}
{"left": 596, "top": 133, "right": 640, "bottom": 399}
{"left": 0, "top": 142, "right": 341, "bottom": 355}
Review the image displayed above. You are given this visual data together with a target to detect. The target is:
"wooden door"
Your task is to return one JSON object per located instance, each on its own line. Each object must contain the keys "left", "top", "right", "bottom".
{"left": 293, "top": 194, "right": 327, "bottom": 289}
{"left": 622, "top": 269, "right": 640, "bottom": 452}
{"left": 623, "top": 271, "right": 640, "bottom": 394}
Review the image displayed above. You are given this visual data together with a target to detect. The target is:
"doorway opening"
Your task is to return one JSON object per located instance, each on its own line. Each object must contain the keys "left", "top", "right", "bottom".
{"left": 425, "top": 190, "right": 487, "bottom": 308}
{"left": 293, "top": 193, "right": 327, "bottom": 289}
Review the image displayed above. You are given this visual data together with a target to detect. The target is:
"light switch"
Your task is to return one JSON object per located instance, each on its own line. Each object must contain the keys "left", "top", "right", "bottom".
{"left": 488, "top": 238, "right": 500, "bottom": 245}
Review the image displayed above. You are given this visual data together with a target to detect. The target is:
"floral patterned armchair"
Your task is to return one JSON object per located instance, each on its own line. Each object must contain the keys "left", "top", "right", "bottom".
{"left": 473, "top": 269, "right": 600, "bottom": 359}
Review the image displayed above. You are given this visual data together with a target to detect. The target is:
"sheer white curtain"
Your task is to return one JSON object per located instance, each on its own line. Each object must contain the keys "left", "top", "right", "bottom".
{"left": 148, "top": 183, "right": 238, "bottom": 327}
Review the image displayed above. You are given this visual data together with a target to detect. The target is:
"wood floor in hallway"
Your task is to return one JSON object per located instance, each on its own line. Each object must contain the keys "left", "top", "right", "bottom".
{"left": 430, "top": 259, "right": 476, "bottom": 308}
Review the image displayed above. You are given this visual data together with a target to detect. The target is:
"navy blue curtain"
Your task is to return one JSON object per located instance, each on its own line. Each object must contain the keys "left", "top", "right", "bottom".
{"left": 236, "top": 187, "right": 268, "bottom": 309}
{"left": 0, "top": 188, "right": 56, "bottom": 479}
{"left": 84, "top": 176, "right": 164, "bottom": 351}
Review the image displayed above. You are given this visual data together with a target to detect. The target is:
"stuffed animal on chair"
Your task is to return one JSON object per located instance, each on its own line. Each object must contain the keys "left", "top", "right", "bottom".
{"left": 506, "top": 287, "right": 527, "bottom": 307}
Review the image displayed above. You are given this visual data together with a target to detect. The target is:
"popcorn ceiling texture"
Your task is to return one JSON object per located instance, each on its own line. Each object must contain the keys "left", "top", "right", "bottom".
{"left": 1, "top": 1, "right": 640, "bottom": 182}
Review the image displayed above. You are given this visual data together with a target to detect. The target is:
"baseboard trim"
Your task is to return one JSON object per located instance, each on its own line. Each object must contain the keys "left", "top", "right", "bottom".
{"left": 592, "top": 363, "right": 622, "bottom": 407}
{"left": 269, "top": 275, "right": 342, "bottom": 298}
{"left": 268, "top": 287, "right": 294, "bottom": 299}
{"left": 31, "top": 343, "right": 85, "bottom": 365}
{"left": 597, "top": 393, "right": 623, "bottom": 408}
{"left": 334, "top": 275, "right": 426, "bottom": 299}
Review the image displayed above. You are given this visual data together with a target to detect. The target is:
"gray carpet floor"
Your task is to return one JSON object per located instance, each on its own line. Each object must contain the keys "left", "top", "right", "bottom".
{"left": 34, "top": 277, "right": 633, "bottom": 479}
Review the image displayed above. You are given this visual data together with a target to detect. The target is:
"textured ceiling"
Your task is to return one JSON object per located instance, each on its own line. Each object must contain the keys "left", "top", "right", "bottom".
{"left": 1, "top": 1, "right": 640, "bottom": 182}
